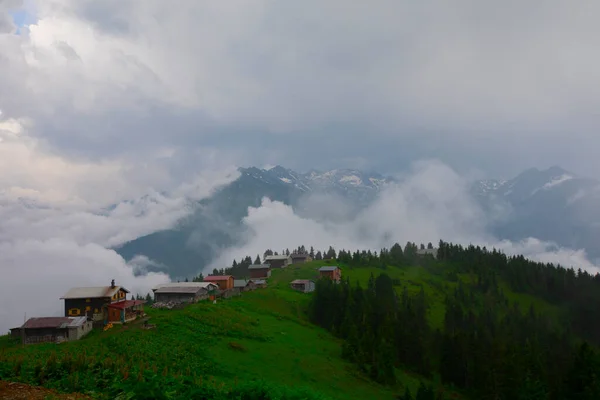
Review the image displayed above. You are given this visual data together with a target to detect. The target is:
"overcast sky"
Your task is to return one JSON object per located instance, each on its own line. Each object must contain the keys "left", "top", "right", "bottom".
{"left": 2, "top": 0, "right": 600, "bottom": 188}
{"left": 1, "top": 1, "right": 600, "bottom": 332}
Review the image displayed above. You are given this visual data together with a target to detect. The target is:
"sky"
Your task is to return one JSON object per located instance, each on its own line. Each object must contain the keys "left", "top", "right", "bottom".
{"left": 1, "top": 1, "right": 600, "bottom": 332}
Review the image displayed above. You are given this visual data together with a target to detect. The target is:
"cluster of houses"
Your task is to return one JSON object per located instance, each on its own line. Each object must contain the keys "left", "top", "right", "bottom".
{"left": 9, "top": 252, "right": 342, "bottom": 345}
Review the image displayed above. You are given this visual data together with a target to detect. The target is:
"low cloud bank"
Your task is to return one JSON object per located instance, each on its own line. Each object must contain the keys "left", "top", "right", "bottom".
{"left": 0, "top": 168, "right": 239, "bottom": 334}
{"left": 210, "top": 160, "right": 598, "bottom": 275}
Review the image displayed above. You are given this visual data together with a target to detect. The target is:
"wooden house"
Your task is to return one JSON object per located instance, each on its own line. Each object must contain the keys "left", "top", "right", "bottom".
{"left": 152, "top": 282, "right": 216, "bottom": 303}
{"left": 234, "top": 279, "right": 257, "bottom": 292}
{"left": 290, "top": 279, "right": 315, "bottom": 293}
{"left": 204, "top": 275, "right": 234, "bottom": 290}
{"left": 290, "top": 253, "right": 312, "bottom": 264}
{"left": 60, "top": 279, "right": 130, "bottom": 324}
{"left": 318, "top": 266, "right": 342, "bottom": 282}
{"left": 10, "top": 317, "right": 92, "bottom": 344}
{"left": 152, "top": 282, "right": 217, "bottom": 303}
{"left": 264, "top": 255, "right": 292, "bottom": 269}
{"left": 248, "top": 264, "right": 271, "bottom": 279}
{"left": 107, "top": 300, "right": 145, "bottom": 324}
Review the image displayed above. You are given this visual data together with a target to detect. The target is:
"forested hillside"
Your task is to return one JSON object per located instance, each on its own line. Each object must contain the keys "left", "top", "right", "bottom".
{"left": 305, "top": 241, "right": 600, "bottom": 399}
{"left": 2, "top": 241, "right": 600, "bottom": 399}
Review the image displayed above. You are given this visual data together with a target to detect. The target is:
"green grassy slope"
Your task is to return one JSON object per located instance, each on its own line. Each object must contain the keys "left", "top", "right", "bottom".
{"left": 0, "top": 259, "right": 563, "bottom": 399}
{"left": 0, "top": 282, "right": 404, "bottom": 399}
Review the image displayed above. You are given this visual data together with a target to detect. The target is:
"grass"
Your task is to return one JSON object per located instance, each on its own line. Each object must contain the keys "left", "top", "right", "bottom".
{"left": 0, "top": 280, "right": 403, "bottom": 399}
{"left": 0, "top": 259, "right": 558, "bottom": 399}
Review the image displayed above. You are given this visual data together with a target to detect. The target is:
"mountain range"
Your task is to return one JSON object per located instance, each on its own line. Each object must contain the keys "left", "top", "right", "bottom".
{"left": 115, "top": 165, "right": 600, "bottom": 278}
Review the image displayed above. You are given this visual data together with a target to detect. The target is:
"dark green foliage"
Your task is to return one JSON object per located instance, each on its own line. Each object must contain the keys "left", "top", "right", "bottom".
{"left": 309, "top": 241, "right": 600, "bottom": 399}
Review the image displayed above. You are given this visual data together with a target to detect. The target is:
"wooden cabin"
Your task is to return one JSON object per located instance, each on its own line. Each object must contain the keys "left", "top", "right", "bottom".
{"left": 264, "top": 255, "right": 292, "bottom": 269}
{"left": 290, "top": 279, "right": 315, "bottom": 293}
{"left": 248, "top": 264, "right": 271, "bottom": 279}
{"left": 318, "top": 266, "right": 342, "bottom": 282}
{"left": 10, "top": 317, "right": 92, "bottom": 344}
{"left": 60, "top": 279, "right": 130, "bottom": 324}
{"left": 204, "top": 275, "right": 234, "bottom": 290}
{"left": 290, "top": 253, "right": 312, "bottom": 264}
{"left": 107, "top": 300, "right": 145, "bottom": 324}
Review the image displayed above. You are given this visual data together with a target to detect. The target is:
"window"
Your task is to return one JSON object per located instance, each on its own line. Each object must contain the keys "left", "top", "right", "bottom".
{"left": 68, "top": 308, "right": 80, "bottom": 316}
{"left": 85, "top": 306, "right": 91, "bottom": 312}
{"left": 94, "top": 308, "right": 99, "bottom": 313}
{"left": 85, "top": 298, "right": 91, "bottom": 302}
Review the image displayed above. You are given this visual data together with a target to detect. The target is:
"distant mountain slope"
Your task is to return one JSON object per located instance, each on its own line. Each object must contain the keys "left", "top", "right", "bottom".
{"left": 471, "top": 166, "right": 600, "bottom": 262}
{"left": 115, "top": 166, "right": 393, "bottom": 278}
{"left": 116, "top": 165, "right": 600, "bottom": 279}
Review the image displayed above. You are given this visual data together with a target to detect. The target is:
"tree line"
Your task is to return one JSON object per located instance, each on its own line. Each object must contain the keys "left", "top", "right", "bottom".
{"left": 307, "top": 240, "right": 600, "bottom": 399}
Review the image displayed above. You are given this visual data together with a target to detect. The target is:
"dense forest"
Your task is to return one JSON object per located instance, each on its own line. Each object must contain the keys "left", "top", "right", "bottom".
{"left": 307, "top": 240, "right": 600, "bottom": 399}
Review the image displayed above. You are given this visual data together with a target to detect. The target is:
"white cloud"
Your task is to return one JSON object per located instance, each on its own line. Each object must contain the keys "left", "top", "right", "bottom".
{"left": 1, "top": 0, "right": 600, "bottom": 175}
{"left": 0, "top": 238, "right": 168, "bottom": 334}
{"left": 0, "top": 164, "right": 238, "bottom": 334}
{"left": 210, "top": 160, "right": 598, "bottom": 275}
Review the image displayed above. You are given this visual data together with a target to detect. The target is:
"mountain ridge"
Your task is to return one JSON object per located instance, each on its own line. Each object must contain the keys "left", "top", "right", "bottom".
{"left": 115, "top": 165, "right": 600, "bottom": 278}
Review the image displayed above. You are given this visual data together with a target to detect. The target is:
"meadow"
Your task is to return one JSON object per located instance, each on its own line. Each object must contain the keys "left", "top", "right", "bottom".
{"left": 0, "top": 258, "right": 561, "bottom": 399}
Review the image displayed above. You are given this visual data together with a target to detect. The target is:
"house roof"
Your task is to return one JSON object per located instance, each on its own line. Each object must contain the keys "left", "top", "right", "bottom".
{"left": 152, "top": 282, "right": 216, "bottom": 291}
{"left": 253, "top": 279, "right": 267, "bottom": 285}
{"left": 204, "top": 275, "right": 233, "bottom": 281}
{"left": 248, "top": 264, "right": 270, "bottom": 270}
{"left": 107, "top": 300, "right": 145, "bottom": 310}
{"left": 265, "top": 255, "right": 290, "bottom": 260}
{"left": 291, "top": 253, "right": 310, "bottom": 258}
{"left": 290, "top": 279, "right": 313, "bottom": 284}
{"left": 60, "top": 286, "right": 129, "bottom": 300}
{"left": 153, "top": 286, "right": 206, "bottom": 294}
{"left": 234, "top": 279, "right": 254, "bottom": 288}
{"left": 319, "top": 266, "right": 339, "bottom": 272}
{"left": 20, "top": 316, "right": 87, "bottom": 329}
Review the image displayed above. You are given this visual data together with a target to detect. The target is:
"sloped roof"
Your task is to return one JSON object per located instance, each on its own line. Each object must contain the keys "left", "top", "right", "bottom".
{"left": 248, "top": 264, "right": 270, "bottom": 270}
{"left": 265, "top": 255, "right": 290, "bottom": 260}
{"left": 253, "top": 279, "right": 267, "bottom": 285}
{"left": 204, "top": 275, "right": 233, "bottom": 281}
{"left": 107, "top": 300, "right": 145, "bottom": 310}
{"left": 234, "top": 279, "right": 253, "bottom": 288}
{"left": 318, "top": 266, "right": 339, "bottom": 272}
{"left": 291, "top": 253, "right": 310, "bottom": 258}
{"left": 290, "top": 279, "right": 313, "bottom": 284}
{"left": 152, "top": 282, "right": 216, "bottom": 291}
{"left": 21, "top": 316, "right": 87, "bottom": 329}
{"left": 154, "top": 286, "right": 206, "bottom": 294}
{"left": 60, "top": 286, "right": 129, "bottom": 300}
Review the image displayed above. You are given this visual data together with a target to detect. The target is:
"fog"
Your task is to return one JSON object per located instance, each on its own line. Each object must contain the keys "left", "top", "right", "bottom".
{"left": 209, "top": 160, "right": 598, "bottom": 274}
{"left": 0, "top": 165, "right": 238, "bottom": 334}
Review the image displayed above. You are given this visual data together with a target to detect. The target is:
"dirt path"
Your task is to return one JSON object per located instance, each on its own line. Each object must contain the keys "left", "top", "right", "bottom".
{"left": 0, "top": 381, "right": 92, "bottom": 399}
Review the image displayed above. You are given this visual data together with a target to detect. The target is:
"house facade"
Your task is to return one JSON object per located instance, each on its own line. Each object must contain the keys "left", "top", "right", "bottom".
{"left": 107, "top": 300, "right": 145, "bottom": 323}
{"left": 234, "top": 279, "right": 257, "bottom": 292}
{"left": 204, "top": 275, "right": 234, "bottom": 290}
{"left": 290, "top": 279, "right": 315, "bottom": 293}
{"left": 153, "top": 286, "right": 211, "bottom": 303}
{"left": 248, "top": 264, "right": 271, "bottom": 279}
{"left": 60, "top": 280, "right": 130, "bottom": 324}
{"left": 10, "top": 317, "right": 92, "bottom": 344}
{"left": 290, "top": 253, "right": 312, "bottom": 264}
{"left": 318, "top": 266, "right": 342, "bottom": 282}
{"left": 264, "top": 255, "right": 292, "bottom": 269}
